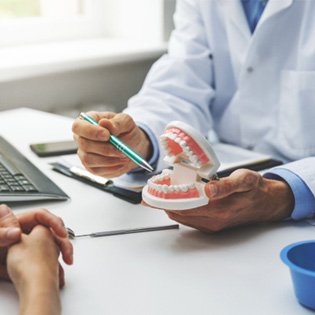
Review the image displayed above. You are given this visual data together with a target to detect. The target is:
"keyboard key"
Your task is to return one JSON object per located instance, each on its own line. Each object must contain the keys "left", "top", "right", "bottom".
{"left": 17, "top": 179, "right": 30, "bottom": 185}
{"left": 23, "top": 185, "right": 38, "bottom": 192}
{"left": 9, "top": 185, "right": 25, "bottom": 192}
{"left": 0, "top": 185, "right": 10, "bottom": 192}
{"left": 0, "top": 156, "right": 21, "bottom": 175}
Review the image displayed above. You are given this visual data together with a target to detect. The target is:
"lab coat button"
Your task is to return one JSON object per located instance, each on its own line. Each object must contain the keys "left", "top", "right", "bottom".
{"left": 247, "top": 66, "right": 254, "bottom": 73}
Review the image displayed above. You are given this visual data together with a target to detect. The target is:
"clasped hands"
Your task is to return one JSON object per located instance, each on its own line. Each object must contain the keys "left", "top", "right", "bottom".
{"left": 0, "top": 205, "right": 73, "bottom": 288}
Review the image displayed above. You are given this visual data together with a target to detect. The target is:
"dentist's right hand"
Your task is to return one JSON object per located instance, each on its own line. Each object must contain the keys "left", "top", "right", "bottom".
{"left": 72, "top": 111, "right": 152, "bottom": 178}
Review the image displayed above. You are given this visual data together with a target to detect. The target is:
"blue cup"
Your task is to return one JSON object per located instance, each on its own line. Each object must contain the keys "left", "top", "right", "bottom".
{"left": 280, "top": 240, "right": 315, "bottom": 310}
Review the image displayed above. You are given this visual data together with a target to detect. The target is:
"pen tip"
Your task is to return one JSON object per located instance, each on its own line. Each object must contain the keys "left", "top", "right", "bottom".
{"left": 140, "top": 161, "right": 154, "bottom": 173}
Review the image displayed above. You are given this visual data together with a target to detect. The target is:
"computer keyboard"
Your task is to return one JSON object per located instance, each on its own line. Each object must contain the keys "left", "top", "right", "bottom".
{"left": 0, "top": 136, "right": 68, "bottom": 203}
{"left": 0, "top": 161, "right": 38, "bottom": 193}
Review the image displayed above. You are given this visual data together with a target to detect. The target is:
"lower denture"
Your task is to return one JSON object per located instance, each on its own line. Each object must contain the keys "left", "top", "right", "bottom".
{"left": 148, "top": 183, "right": 200, "bottom": 199}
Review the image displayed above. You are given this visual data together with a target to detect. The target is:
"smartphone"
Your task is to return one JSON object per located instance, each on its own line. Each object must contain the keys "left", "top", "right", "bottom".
{"left": 30, "top": 140, "right": 78, "bottom": 157}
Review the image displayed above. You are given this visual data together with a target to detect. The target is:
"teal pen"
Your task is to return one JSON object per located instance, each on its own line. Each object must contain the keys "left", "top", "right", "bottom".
{"left": 79, "top": 112, "right": 153, "bottom": 173}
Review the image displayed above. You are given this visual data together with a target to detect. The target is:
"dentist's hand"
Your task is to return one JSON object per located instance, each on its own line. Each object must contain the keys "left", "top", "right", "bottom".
{"left": 164, "top": 169, "right": 294, "bottom": 233}
{"left": 72, "top": 111, "right": 152, "bottom": 178}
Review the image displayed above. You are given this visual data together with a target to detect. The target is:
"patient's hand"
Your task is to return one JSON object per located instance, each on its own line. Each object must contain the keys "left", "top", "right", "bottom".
{"left": 0, "top": 205, "right": 21, "bottom": 247}
{"left": 7, "top": 225, "right": 61, "bottom": 315}
{"left": 0, "top": 205, "right": 73, "bottom": 281}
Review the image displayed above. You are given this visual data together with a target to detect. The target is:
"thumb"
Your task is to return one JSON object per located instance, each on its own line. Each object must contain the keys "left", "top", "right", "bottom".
{"left": 205, "top": 169, "right": 260, "bottom": 199}
{"left": 0, "top": 228, "right": 21, "bottom": 247}
{"left": 0, "top": 204, "right": 20, "bottom": 229}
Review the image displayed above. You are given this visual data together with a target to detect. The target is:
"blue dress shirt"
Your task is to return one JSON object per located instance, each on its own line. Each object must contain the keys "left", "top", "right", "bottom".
{"left": 241, "top": 0, "right": 268, "bottom": 33}
{"left": 134, "top": 0, "right": 315, "bottom": 220}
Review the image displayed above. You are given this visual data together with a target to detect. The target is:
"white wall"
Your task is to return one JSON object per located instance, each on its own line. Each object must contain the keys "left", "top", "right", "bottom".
{"left": 0, "top": 57, "right": 158, "bottom": 117}
{"left": 0, "top": 0, "right": 175, "bottom": 117}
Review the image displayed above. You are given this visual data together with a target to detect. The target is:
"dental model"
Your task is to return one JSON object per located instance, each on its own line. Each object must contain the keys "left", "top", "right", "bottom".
{"left": 142, "top": 121, "right": 220, "bottom": 210}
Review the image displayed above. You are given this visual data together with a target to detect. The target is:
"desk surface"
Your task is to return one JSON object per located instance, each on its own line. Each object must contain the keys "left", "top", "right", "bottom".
{"left": 0, "top": 108, "right": 314, "bottom": 315}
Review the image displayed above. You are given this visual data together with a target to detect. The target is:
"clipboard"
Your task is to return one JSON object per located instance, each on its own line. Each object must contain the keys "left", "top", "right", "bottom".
{"left": 50, "top": 162, "right": 142, "bottom": 204}
{"left": 217, "top": 158, "right": 283, "bottom": 178}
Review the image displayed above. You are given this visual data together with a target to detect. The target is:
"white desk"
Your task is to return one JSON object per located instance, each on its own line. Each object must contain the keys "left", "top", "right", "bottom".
{"left": 0, "top": 108, "right": 314, "bottom": 315}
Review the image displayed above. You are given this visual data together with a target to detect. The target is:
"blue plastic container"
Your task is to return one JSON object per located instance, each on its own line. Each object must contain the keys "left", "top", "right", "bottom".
{"left": 280, "top": 240, "right": 315, "bottom": 310}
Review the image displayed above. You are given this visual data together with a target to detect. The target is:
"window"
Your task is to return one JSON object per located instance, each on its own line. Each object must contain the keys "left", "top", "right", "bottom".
{"left": 0, "top": 0, "right": 173, "bottom": 47}
{"left": 0, "top": 0, "right": 106, "bottom": 46}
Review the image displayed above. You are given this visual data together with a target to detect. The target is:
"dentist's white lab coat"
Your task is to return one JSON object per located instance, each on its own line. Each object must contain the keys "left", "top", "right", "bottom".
{"left": 125, "top": 0, "right": 315, "bottom": 197}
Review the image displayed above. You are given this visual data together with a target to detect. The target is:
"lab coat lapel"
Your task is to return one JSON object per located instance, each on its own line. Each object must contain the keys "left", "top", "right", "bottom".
{"left": 256, "top": 0, "right": 294, "bottom": 30}
{"left": 219, "top": 0, "right": 295, "bottom": 82}
{"left": 219, "top": 0, "right": 251, "bottom": 81}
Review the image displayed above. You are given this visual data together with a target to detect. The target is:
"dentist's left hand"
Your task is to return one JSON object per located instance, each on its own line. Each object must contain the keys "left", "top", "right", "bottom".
{"left": 162, "top": 169, "right": 295, "bottom": 233}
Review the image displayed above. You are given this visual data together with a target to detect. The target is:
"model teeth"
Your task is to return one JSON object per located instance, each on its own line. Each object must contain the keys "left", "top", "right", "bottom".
{"left": 162, "top": 184, "right": 168, "bottom": 193}
{"left": 148, "top": 182, "right": 196, "bottom": 193}
{"left": 148, "top": 172, "right": 197, "bottom": 195}
{"left": 181, "top": 185, "right": 189, "bottom": 192}
{"left": 169, "top": 133, "right": 177, "bottom": 140}
{"left": 180, "top": 140, "right": 187, "bottom": 147}
{"left": 160, "top": 131, "right": 203, "bottom": 168}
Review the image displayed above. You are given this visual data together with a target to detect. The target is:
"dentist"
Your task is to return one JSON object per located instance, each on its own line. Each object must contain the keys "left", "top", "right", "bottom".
{"left": 72, "top": 0, "right": 315, "bottom": 232}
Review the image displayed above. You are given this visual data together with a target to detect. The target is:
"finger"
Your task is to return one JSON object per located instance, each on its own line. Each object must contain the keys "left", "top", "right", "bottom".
{"left": 205, "top": 169, "right": 261, "bottom": 199}
{"left": 77, "top": 150, "right": 127, "bottom": 168}
{"left": 165, "top": 211, "right": 211, "bottom": 232}
{"left": 0, "top": 205, "right": 20, "bottom": 229}
{"left": 17, "top": 209, "right": 68, "bottom": 238}
{"left": 54, "top": 236, "right": 73, "bottom": 265}
{"left": 87, "top": 111, "right": 117, "bottom": 121}
{"left": 75, "top": 136, "right": 125, "bottom": 158}
{"left": 58, "top": 263, "right": 65, "bottom": 289}
{"left": 166, "top": 210, "right": 233, "bottom": 233}
{"left": 0, "top": 228, "right": 21, "bottom": 247}
{"left": 99, "top": 113, "right": 136, "bottom": 136}
{"left": 30, "top": 225, "right": 72, "bottom": 266}
{"left": 0, "top": 265, "right": 10, "bottom": 281}
{"left": 72, "top": 115, "right": 110, "bottom": 142}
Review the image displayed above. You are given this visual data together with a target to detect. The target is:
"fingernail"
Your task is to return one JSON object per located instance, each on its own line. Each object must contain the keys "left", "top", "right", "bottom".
{"left": 208, "top": 184, "right": 217, "bottom": 197}
{"left": 0, "top": 205, "right": 11, "bottom": 217}
{"left": 6, "top": 228, "right": 21, "bottom": 240}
